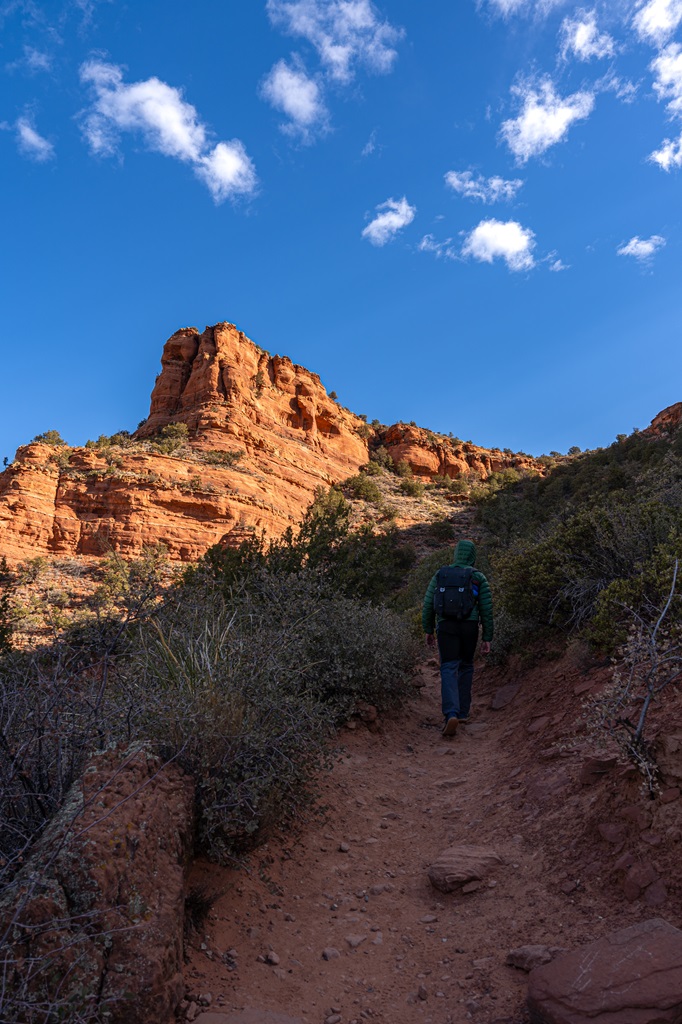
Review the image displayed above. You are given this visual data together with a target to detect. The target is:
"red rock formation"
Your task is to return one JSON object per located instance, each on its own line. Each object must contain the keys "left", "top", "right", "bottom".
{"left": 647, "top": 402, "right": 682, "bottom": 436}
{"left": 380, "top": 423, "right": 539, "bottom": 480}
{"left": 0, "top": 323, "right": 369, "bottom": 562}
{"left": 1, "top": 320, "right": 666, "bottom": 565}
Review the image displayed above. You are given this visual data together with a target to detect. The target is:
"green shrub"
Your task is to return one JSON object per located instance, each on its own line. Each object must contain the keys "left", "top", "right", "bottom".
{"left": 360, "top": 460, "right": 382, "bottom": 476}
{"left": 399, "top": 477, "right": 424, "bottom": 497}
{"left": 203, "top": 449, "right": 244, "bottom": 467}
{"left": 369, "top": 445, "right": 394, "bottom": 470}
{"left": 394, "top": 459, "right": 413, "bottom": 478}
{"left": 151, "top": 422, "right": 190, "bottom": 454}
{"left": 32, "top": 429, "right": 65, "bottom": 446}
{"left": 344, "top": 474, "right": 382, "bottom": 503}
{"left": 0, "top": 559, "right": 15, "bottom": 654}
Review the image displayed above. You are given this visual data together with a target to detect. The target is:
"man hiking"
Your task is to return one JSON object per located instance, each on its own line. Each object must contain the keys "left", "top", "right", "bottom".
{"left": 422, "top": 539, "right": 493, "bottom": 736}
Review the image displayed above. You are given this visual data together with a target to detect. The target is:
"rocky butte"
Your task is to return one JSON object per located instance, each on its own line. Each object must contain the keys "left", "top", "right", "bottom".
{"left": 0, "top": 321, "right": 541, "bottom": 563}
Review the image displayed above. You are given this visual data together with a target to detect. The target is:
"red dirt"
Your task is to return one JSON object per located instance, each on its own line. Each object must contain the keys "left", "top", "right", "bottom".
{"left": 183, "top": 655, "right": 682, "bottom": 1024}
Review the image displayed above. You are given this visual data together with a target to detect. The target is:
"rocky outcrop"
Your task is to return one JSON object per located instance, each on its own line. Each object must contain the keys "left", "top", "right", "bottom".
{"left": 527, "top": 919, "right": 682, "bottom": 1024}
{"left": 380, "top": 423, "right": 539, "bottom": 480}
{"left": 0, "top": 746, "right": 194, "bottom": 1024}
{"left": 0, "top": 323, "right": 369, "bottom": 562}
{"left": 646, "top": 402, "right": 682, "bottom": 436}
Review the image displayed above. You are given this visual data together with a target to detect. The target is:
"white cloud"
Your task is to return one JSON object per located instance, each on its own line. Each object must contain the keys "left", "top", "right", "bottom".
{"left": 362, "top": 196, "right": 415, "bottom": 246}
{"left": 501, "top": 77, "right": 595, "bottom": 163}
{"left": 596, "top": 69, "right": 639, "bottom": 103}
{"left": 16, "top": 116, "right": 54, "bottom": 161}
{"left": 483, "top": 0, "right": 566, "bottom": 17}
{"left": 651, "top": 43, "right": 682, "bottom": 117}
{"left": 560, "top": 11, "right": 616, "bottom": 60}
{"left": 195, "top": 142, "right": 259, "bottom": 202}
{"left": 6, "top": 45, "right": 53, "bottom": 74}
{"left": 617, "top": 234, "right": 666, "bottom": 259}
{"left": 418, "top": 233, "right": 457, "bottom": 259}
{"left": 261, "top": 59, "right": 328, "bottom": 138}
{"left": 444, "top": 169, "right": 523, "bottom": 203}
{"left": 633, "top": 0, "right": 682, "bottom": 48}
{"left": 650, "top": 130, "right": 682, "bottom": 167}
{"left": 79, "top": 60, "right": 256, "bottom": 201}
{"left": 461, "top": 218, "right": 536, "bottom": 271}
{"left": 266, "top": 0, "right": 403, "bottom": 83}
{"left": 549, "top": 258, "right": 569, "bottom": 271}
{"left": 361, "top": 128, "right": 378, "bottom": 156}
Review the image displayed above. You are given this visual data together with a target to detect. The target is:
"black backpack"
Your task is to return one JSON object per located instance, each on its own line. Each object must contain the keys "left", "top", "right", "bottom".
{"left": 433, "top": 566, "right": 478, "bottom": 620}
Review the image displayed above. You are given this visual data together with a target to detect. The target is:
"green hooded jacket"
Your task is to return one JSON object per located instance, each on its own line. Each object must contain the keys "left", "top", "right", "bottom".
{"left": 422, "top": 539, "right": 494, "bottom": 642}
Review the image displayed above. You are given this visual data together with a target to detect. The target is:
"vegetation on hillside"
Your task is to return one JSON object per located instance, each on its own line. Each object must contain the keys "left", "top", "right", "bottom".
{"left": 476, "top": 425, "right": 682, "bottom": 658}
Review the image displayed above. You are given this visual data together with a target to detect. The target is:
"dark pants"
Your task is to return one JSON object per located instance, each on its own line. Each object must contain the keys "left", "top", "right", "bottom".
{"left": 437, "top": 620, "right": 479, "bottom": 720}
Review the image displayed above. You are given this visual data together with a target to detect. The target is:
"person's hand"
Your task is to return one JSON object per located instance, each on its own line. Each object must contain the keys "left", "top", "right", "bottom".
{"left": 426, "top": 633, "right": 436, "bottom": 648}
{"left": 480, "top": 641, "right": 491, "bottom": 655}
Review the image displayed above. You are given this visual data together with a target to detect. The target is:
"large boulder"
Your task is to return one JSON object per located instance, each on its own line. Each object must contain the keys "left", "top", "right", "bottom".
{"left": 527, "top": 918, "right": 682, "bottom": 1024}
{"left": 0, "top": 745, "right": 194, "bottom": 1024}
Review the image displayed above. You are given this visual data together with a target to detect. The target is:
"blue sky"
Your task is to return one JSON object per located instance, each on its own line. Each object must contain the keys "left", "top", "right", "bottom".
{"left": 1, "top": 0, "right": 680, "bottom": 461}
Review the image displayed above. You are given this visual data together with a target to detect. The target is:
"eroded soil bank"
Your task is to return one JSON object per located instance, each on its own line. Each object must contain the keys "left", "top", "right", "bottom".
{"left": 182, "top": 653, "right": 682, "bottom": 1024}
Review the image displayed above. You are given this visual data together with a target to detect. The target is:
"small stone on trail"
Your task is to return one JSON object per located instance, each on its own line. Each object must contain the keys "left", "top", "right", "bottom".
{"left": 660, "top": 788, "right": 680, "bottom": 804}
{"left": 506, "top": 945, "right": 564, "bottom": 972}
{"left": 325, "top": 1016, "right": 342, "bottom": 1024}
{"left": 418, "top": 985, "right": 428, "bottom": 1001}
{"left": 265, "top": 951, "right": 280, "bottom": 965}
{"left": 428, "top": 845, "right": 502, "bottom": 893}
{"left": 199, "top": 993, "right": 213, "bottom": 1006}
{"left": 322, "top": 947, "right": 341, "bottom": 960}
{"left": 420, "top": 915, "right": 438, "bottom": 923}
{"left": 273, "top": 967, "right": 287, "bottom": 980}
{"left": 345, "top": 934, "right": 367, "bottom": 949}
{"left": 339, "top": 843, "right": 350, "bottom": 853}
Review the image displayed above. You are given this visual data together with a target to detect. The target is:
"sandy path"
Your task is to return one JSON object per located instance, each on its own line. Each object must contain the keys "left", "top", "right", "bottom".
{"left": 183, "top": 660, "right": 613, "bottom": 1024}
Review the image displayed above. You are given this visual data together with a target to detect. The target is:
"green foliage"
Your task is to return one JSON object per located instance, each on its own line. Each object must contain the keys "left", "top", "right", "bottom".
{"left": 394, "top": 459, "right": 413, "bottom": 478}
{"left": 399, "top": 477, "right": 424, "bottom": 497}
{"left": 253, "top": 370, "right": 266, "bottom": 396}
{"left": 328, "top": 390, "right": 338, "bottom": 401}
{"left": 344, "top": 474, "right": 382, "bottom": 503}
{"left": 356, "top": 423, "right": 372, "bottom": 439}
{"left": 0, "top": 558, "right": 15, "bottom": 653}
{"left": 568, "top": 446, "right": 582, "bottom": 455}
{"left": 32, "top": 429, "right": 66, "bottom": 446}
{"left": 151, "top": 421, "right": 190, "bottom": 454}
{"left": 369, "top": 445, "right": 394, "bottom": 470}
{"left": 203, "top": 449, "right": 244, "bottom": 467}
{"left": 199, "top": 486, "right": 416, "bottom": 606}
{"left": 360, "top": 460, "right": 382, "bottom": 476}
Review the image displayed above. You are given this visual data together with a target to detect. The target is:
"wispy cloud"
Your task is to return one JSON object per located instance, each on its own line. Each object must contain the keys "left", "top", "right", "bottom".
{"left": 6, "top": 44, "right": 53, "bottom": 73}
{"left": 266, "top": 0, "right": 403, "bottom": 83}
{"left": 461, "top": 218, "right": 536, "bottom": 271}
{"left": 651, "top": 43, "right": 682, "bottom": 117}
{"left": 418, "top": 233, "right": 457, "bottom": 259}
{"left": 650, "top": 131, "right": 682, "bottom": 167}
{"left": 560, "top": 10, "right": 616, "bottom": 61}
{"left": 445, "top": 169, "right": 523, "bottom": 203}
{"left": 361, "top": 128, "right": 378, "bottom": 156}
{"left": 483, "top": 0, "right": 567, "bottom": 18}
{"left": 79, "top": 60, "right": 257, "bottom": 202}
{"left": 16, "top": 115, "right": 54, "bottom": 161}
{"left": 632, "top": 0, "right": 682, "bottom": 48}
{"left": 501, "top": 77, "right": 595, "bottom": 163}
{"left": 617, "top": 234, "right": 666, "bottom": 260}
{"left": 362, "top": 196, "right": 415, "bottom": 246}
{"left": 261, "top": 58, "right": 328, "bottom": 139}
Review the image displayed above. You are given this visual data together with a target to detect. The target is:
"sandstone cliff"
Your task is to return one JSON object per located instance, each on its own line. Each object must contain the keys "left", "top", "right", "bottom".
{"left": 0, "top": 321, "right": 546, "bottom": 563}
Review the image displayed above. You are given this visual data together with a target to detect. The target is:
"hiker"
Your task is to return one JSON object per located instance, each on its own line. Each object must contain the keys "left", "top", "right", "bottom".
{"left": 422, "top": 539, "right": 493, "bottom": 736}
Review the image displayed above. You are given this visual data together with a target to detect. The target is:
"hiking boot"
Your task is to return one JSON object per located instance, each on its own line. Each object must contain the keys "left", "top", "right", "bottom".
{"left": 442, "top": 716, "right": 459, "bottom": 737}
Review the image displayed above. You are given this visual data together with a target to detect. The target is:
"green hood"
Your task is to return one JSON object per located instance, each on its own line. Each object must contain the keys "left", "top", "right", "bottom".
{"left": 453, "top": 539, "right": 477, "bottom": 567}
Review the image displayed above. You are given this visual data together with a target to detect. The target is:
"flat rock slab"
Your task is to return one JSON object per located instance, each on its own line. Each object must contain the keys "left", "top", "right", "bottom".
{"left": 491, "top": 684, "right": 520, "bottom": 710}
{"left": 428, "top": 845, "right": 502, "bottom": 892}
{"left": 527, "top": 918, "right": 682, "bottom": 1024}
{"left": 195, "top": 1014, "right": 304, "bottom": 1024}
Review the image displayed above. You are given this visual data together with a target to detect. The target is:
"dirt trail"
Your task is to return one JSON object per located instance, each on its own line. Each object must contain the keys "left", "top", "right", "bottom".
{"left": 183, "top": 658, "right": 671, "bottom": 1024}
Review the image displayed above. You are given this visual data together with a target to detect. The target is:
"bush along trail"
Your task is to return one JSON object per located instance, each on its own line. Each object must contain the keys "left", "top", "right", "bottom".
{"left": 179, "top": 647, "right": 682, "bottom": 1024}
